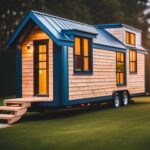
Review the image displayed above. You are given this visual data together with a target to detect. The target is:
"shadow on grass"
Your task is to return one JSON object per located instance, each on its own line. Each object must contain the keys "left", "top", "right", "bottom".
{"left": 19, "top": 98, "right": 150, "bottom": 124}
{"left": 1, "top": 98, "right": 150, "bottom": 125}
{"left": 19, "top": 104, "right": 112, "bottom": 124}
{"left": 18, "top": 99, "right": 147, "bottom": 124}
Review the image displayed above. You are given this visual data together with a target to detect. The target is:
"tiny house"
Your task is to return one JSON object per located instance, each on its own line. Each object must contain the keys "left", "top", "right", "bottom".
{"left": 0, "top": 11, "right": 147, "bottom": 124}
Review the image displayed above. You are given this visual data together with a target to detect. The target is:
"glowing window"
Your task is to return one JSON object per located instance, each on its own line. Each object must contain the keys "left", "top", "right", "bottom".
{"left": 126, "top": 32, "right": 135, "bottom": 45}
{"left": 75, "top": 37, "right": 81, "bottom": 55}
{"left": 129, "top": 50, "right": 137, "bottom": 73}
{"left": 74, "top": 37, "right": 92, "bottom": 73}
{"left": 116, "top": 52, "right": 126, "bottom": 85}
{"left": 39, "top": 45, "right": 47, "bottom": 53}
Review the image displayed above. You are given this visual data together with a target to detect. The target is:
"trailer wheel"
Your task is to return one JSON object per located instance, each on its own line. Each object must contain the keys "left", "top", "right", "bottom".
{"left": 122, "top": 92, "right": 129, "bottom": 106}
{"left": 112, "top": 93, "right": 120, "bottom": 108}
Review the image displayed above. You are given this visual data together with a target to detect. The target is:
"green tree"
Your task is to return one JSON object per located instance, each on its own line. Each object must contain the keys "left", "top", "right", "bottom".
{"left": 0, "top": 0, "right": 148, "bottom": 49}
{"left": 84, "top": 0, "right": 124, "bottom": 24}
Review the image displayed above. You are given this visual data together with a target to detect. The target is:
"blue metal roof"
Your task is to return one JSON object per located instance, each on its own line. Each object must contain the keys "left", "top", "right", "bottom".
{"left": 96, "top": 23, "right": 142, "bottom": 32}
{"left": 94, "top": 28, "right": 126, "bottom": 49}
{"left": 96, "top": 23, "right": 147, "bottom": 52}
{"left": 8, "top": 10, "right": 126, "bottom": 50}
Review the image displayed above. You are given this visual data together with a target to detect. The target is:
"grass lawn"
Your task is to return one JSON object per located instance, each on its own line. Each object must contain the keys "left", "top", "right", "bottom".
{"left": 0, "top": 97, "right": 150, "bottom": 150}
{"left": 0, "top": 97, "right": 4, "bottom": 105}
{"left": 0, "top": 96, "right": 15, "bottom": 106}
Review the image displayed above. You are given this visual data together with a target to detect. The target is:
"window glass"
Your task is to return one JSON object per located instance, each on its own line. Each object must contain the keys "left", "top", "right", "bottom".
{"left": 116, "top": 52, "right": 125, "bottom": 85}
{"left": 129, "top": 50, "right": 137, "bottom": 73}
{"left": 75, "top": 56, "right": 82, "bottom": 71}
{"left": 130, "top": 34, "right": 135, "bottom": 45}
{"left": 39, "top": 62, "right": 46, "bottom": 69}
{"left": 75, "top": 37, "right": 81, "bottom": 55}
{"left": 83, "top": 39, "right": 89, "bottom": 56}
{"left": 121, "top": 53, "right": 124, "bottom": 61}
{"left": 84, "top": 57, "right": 89, "bottom": 71}
{"left": 126, "top": 32, "right": 135, "bottom": 45}
{"left": 39, "top": 54, "right": 47, "bottom": 61}
{"left": 74, "top": 37, "right": 91, "bottom": 73}
{"left": 117, "top": 52, "right": 121, "bottom": 61}
{"left": 120, "top": 73, "right": 124, "bottom": 84}
{"left": 39, "top": 45, "right": 46, "bottom": 53}
{"left": 39, "top": 70, "right": 47, "bottom": 95}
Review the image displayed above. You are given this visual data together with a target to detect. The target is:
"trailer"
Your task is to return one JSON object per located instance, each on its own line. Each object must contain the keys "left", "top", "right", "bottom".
{"left": 0, "top": 10, "right": 147, "bottom": 124}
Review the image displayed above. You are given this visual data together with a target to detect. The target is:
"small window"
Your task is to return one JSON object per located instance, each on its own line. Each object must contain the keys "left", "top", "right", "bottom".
{"left": 74, "top": 37, "right": 92, "bottom": 73}
{"left": 116, "top": 52, "right": 126, "bottom": 85}
{"left": 126, "top": 32, "right": 135, "bottom": 45}
{"left": 129, "top": 50, "right": 137, "bottom": 73}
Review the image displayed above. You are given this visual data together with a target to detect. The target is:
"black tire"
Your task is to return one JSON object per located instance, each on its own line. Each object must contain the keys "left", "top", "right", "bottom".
{"left": 122, "top": 92, "right": 129, "bottom": 106}
{"left": 112, "top": 93, "right": 121, "bottom": 108}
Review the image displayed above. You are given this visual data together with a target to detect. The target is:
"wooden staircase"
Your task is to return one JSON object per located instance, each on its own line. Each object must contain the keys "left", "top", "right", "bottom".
{"left": 0, "top": 97, "right": 50, "bottom": 124}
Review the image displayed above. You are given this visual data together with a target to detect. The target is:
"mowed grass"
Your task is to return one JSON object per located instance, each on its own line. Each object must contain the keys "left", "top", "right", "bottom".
{"left": 0, "top": 96, "right": 15, "bottom": 106}
{"left": 0, "top": 98, "right": 4, "bottom": 106}
{"left": 0, "top": 97, "right": 150, "bottom": 150}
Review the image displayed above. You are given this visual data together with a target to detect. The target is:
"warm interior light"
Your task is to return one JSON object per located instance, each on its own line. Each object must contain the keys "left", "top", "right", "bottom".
{"left": 27, "top": 44, "right": 31, "bottom": 50}
{"left": 26, "top": 43, "right": 33, "bottom": 53}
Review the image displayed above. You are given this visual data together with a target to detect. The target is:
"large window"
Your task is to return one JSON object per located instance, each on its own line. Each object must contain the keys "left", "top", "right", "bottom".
{"left": 74, "top": 37, "right": 92, "bottom": 73}
{"left": 116, "top": 52, "right": 126, "bottom": 85}
{"left": 129, "top": 50, "right": 137, "bottom": 73}
{"left": 126, "top": 31, "right": 136, "bottom": 45}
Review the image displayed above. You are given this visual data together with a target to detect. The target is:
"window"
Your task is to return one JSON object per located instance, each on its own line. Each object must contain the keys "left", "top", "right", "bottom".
{"left": 126, "top": 32, "right": 135, "bottom": 45}
{"left": 129, "top": 50, "right": 137, "bottom": 73}
{"left": 74, "top": 37, "right": 92, "bottom": 73}
{"left": 116, "top": 52, "right": 126, "bottom": 85}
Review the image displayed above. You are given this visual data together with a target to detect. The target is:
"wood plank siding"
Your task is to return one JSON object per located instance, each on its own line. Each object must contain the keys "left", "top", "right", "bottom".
{"left": 106, "top": 28, "right": 124, "bottom": 42}
{"left": 68, "top": 47, "right": 145, "bottom": 100}
{"left": 135, "top": 32, "right": 142, "bottom": 48}
{"left": 106, "top": 28, "right": 142, "bottom": 49}
{"left": 22, "top": 26, "right": 53, "bottom": 100}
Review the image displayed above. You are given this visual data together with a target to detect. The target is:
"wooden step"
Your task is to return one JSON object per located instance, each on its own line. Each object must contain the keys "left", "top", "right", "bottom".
{"left": 0, "top": 114, "right": 22, "bottom": 124}
{"left": 4, "top": 101, "right": 31, "bottom": 108}
{"left": 0, "top": 106, "right": 23, "bottom": 112}
{"left": 0, "top": 97, "right": 49, "bottom": 124}
{"left": 8, "top": 116, "right": 22, "bottom": 125}
{"left": 0, "top": 114, "right": 15, "bottom": 120}
{"left": 4, "top": 97, "right": 50, "bottom": 103}
{"left": 0, "top": 106, "right": 27, "bottom": 116}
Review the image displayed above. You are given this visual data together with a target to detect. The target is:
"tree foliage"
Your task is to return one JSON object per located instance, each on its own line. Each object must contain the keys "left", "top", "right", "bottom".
{"left": 0, "top": 0, "right": 148, "bottom": 49}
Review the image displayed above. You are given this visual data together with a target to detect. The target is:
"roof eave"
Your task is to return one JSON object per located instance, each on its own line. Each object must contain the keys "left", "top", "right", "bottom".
{"left": 7, "top": 11, "right": 70, "bottom": 47}
{"left": 96, "top": 23, "right": 142, "bottom": 33}
{"left": 7, "top": 11, "right": 32, "bottom": 47}
{"left": 93, "top": 43, "right": 126, "bottom": 52}
{"left": 62, "top": 29, "right": 98, "bottom": 39}
{"left": 127, "top": 45, "right": 148, "bottom": 54}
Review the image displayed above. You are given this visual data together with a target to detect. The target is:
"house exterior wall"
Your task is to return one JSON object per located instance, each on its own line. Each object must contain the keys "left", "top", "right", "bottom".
{"left": 21, "top": 26, "right": 53, "bottom": 100}
{"left": 145, "top": 50, "right": 150, "bottom": 94}
{"left": 105, "top": 28, "right": 124, "bottom": 43}
{"left": 106, "top": 27, "right": 142, "bottom": 49}
{"left": 122, "top": 27, "right": 142, "bottom": 48}
{"left": 68, "top": 47, "right": 145, "bottom": 100}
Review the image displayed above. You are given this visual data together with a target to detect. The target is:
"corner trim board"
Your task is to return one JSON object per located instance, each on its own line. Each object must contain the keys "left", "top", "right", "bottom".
{"left": 61, "top": 45, "right": 69, "bottom": 106}
{"left": 16, "top": 49, "right": 22, "bottom": 98}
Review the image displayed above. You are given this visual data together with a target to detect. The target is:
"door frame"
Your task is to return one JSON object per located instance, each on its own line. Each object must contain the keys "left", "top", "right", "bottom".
{"left": 33, "top": 39, "right": 49, "bottom": 97}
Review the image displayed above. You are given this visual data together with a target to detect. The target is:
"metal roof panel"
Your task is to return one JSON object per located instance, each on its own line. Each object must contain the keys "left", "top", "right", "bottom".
{"left": 32, "top": 11, "right": 125, "bottom": 49}
{"left": 8, "top": 10, "right": 126, "bottom": 50}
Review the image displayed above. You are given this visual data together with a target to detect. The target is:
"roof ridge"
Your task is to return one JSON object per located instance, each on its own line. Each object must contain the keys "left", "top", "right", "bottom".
{"left": 31, "top": 10, "right": 95, "bottom": 29}
{"left": 96, "top": 23, "right": 142, "bottom": 32}
{"left": 8, "top": 10, "right": 127, "bottom": 51}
